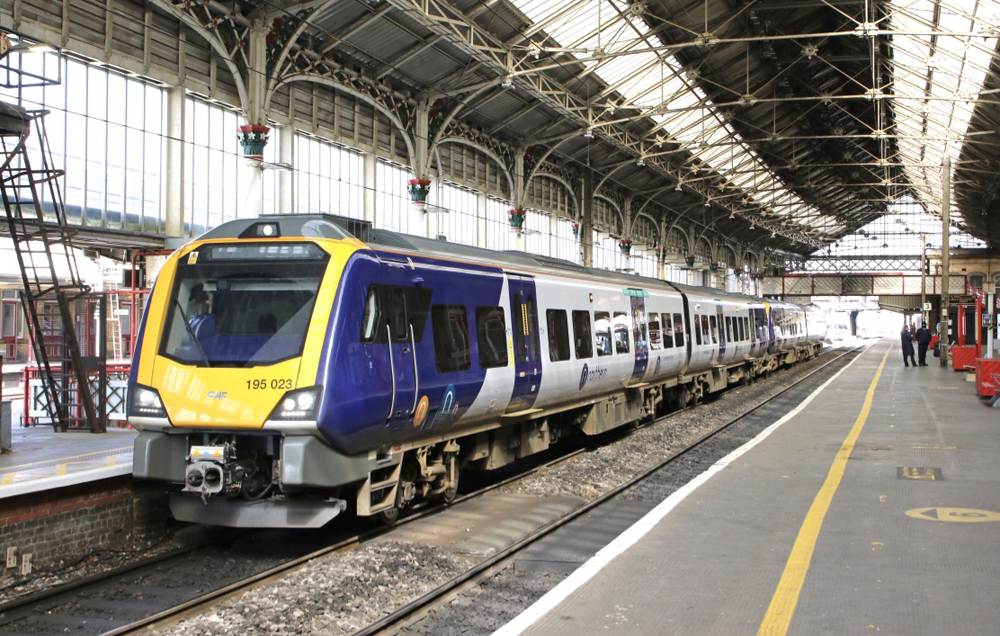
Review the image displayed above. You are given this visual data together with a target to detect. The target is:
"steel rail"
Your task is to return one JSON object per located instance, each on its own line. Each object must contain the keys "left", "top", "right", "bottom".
{"left": 352, "top": 343, "right": 866, "bottom": 635}
{"left": 11, "top": 343, "right": 854, "bottom": 634}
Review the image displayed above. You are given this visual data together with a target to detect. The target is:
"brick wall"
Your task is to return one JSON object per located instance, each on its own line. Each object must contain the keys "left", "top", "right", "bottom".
{"left": 0, "top": 477, "right": 170, "bottom": 583}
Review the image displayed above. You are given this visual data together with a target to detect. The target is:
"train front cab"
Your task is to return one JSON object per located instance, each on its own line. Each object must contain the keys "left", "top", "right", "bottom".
{"left": 129, "top": 218, "right": 380, "bottom": 528}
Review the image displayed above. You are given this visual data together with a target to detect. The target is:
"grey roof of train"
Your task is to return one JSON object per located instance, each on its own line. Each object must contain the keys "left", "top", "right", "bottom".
{"left": 199, "top": 214, "right": 801, "bottom": 307}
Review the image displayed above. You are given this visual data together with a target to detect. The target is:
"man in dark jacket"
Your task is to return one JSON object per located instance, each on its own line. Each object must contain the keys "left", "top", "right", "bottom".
{"left": 900, "top": 325, "right": 916, "bottom": 367}
{"left": 914, "top": 322, "right": 932, "bottom": 366}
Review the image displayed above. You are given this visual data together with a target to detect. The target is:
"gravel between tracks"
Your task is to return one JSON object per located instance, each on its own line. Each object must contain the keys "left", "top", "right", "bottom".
{"left": 157, "top": 348, "right": 846, "bottom": 636}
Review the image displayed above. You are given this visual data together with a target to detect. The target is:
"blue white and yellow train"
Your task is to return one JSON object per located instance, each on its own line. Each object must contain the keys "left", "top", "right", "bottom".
{"left": 129, "top": 214, "right": 826, "bottom": 528}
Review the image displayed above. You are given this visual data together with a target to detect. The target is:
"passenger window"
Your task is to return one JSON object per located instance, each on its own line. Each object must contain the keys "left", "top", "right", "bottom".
{"left": 694, "top": 315, "right": 702, "bottom": 345}
{"left": 710, "top": 315, "right": 718, "bottom": 344}
{"left": 649, "top": 313, "right": 662, "bottom": 350}
{"left": 432, "top": 305, "right": 470, "bottom": 373}
{"left": 702, "top": 316, "right": 710, "bottom": 344}
{"left": 513, "top": 295, "right": 527, "bottom": 364}
{"left": 360, "top": 286, "right": 382, "bottom": 343}
{"left": 725, "top": 316, "right": 732, "bottom": 342}
{"left": 662, "top": 313, "right": 674, "bottom": 348}
{"left": 476, "top": 306, "right": 508, "bottom": 369}
{"left": 408, "top": 288, "right": 432, "bottom": 343}
{"left": 673, "top": 313, "right": 685, "bottom": 347}
{"left": 526, "top": 295, "right": 539, "bottom": 362}
{"left": 595, "top": 311, "right": 613, "bottom": 356}
{"left": 390, "top": 288, "right": 408, "bottom": 341}
{"left": 572, "top": 310, "right": 593, "bottom": 359}
{"left": 613, "top": 311, "right": 630, "bottom": 354}
{"left": 546, "top": 309, "right": 570, "bottom": 362}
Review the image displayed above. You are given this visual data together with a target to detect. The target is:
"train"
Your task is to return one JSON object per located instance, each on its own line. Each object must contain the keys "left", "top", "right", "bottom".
{"left": 129, "top": 214, "right": 827, "bottom": 528}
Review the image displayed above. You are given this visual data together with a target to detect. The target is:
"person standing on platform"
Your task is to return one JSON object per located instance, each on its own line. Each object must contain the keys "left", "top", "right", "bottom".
{"left": 914, "top": 322, "right": 932, "bottom": 366}
{"left": 900, "top": 324, "right": 916, "bottom": 367}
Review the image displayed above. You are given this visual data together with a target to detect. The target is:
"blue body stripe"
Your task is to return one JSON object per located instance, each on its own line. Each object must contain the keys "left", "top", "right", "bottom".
{"left": 316, "top": 250, "right": 504, "bottom": 454}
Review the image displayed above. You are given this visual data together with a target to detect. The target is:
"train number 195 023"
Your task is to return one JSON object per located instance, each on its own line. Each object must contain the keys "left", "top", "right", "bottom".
{"left": 246, "top": 378, "right": 293, "bottom": 390}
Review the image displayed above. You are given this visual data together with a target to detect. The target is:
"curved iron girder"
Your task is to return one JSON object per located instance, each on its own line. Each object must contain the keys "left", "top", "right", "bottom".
{"left": 382, "top": 0, "right": 819, "bottom": 248}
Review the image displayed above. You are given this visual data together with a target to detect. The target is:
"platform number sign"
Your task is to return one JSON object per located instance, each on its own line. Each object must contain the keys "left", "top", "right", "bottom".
{"left": 983, "top": 314, "right": 993, "bottom": 329}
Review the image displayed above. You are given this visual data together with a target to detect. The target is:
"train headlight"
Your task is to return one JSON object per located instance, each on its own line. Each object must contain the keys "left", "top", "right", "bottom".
{"left": 269, "top": 386, "right": 321, "bottom": 421}
{"left": 128, "top": 384, "right": 167, "bottom": 418}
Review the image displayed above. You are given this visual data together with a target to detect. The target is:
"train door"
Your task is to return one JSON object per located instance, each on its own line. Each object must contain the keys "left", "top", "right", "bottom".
{"left": 506, "top": 274, "right": 541, "bottom": 414}
{"left": 629, "top": 291, "right": 648, "bottom": 384}
{"left": 375, "top": 262, "right": 427, "bottom": 430}
{"left": 714, "top": 301, "right": 725, "bottom": 363}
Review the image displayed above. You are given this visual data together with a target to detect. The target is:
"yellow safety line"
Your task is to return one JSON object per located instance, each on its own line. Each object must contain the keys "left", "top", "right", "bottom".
{"left": 106, "top": 456, "right": 117, "bottom": 466}
{"left": 758, "top": 343, "right": 892, "bottom": 635}
{"left": 0, "top": 446, "right": 133, "bottom": 471}
{"left": 55, "top": 463, "right": 67, "bottom": 476}
{"left": 1, "top": 472, "right": 14, "bottom": 486}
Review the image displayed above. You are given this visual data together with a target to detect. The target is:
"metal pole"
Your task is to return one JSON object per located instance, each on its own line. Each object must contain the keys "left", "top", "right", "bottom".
{"left": 920, "top": 232, "right": 927, "bottom": 326}
{"left": 989, "top": 293, "right": 995, "bottom": 358}
{"left": 940, "top": 157, "right": 951, "bottom": 368}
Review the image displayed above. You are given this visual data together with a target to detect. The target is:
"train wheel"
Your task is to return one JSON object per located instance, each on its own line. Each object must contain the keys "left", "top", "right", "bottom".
{"left": 377, "top": 504, "right": 400, "bottom": 526}
{"left": 676, "top": 386, "right": 691, "bottom": 410}
{"left": 441, "top": 471, "right": 459, "bottom": 505}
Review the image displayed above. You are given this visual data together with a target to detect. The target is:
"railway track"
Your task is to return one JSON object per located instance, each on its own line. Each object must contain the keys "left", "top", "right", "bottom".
{"left": 0, "top": 342, "right": 865, "bottom": 635}
{"left": 357, "top": 342, "right": 868, "bottom": 635}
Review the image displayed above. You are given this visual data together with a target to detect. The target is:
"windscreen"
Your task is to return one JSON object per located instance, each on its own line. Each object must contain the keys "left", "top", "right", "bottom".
{"left": 159, "top": 243, "right": 330, "bottom": 367}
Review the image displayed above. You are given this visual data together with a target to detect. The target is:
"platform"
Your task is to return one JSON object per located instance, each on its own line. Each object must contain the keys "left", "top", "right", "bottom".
{"left": 497, "top": 339, "right": 1000, "bottom": 635}
{"left": 0, "top": 416, "right": 136, "bottom": 499}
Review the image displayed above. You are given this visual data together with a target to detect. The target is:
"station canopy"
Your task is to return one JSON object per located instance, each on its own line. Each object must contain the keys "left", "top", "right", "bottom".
{"left": 200, "top": 1, "right": 1000, "bottom": 256}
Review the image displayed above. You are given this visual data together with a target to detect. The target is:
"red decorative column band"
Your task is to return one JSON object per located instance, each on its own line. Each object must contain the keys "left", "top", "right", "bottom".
{"left": 238, "top": 125, "right": 270, "bottom": 160}
{"left": 508, "top": 208, "right": 526, "bottom": 232}
{"left": 407, "top": 178, "right": 432, "bottom": 207}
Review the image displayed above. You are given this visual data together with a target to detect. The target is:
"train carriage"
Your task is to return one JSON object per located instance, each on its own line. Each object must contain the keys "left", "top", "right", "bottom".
{"left": 129, "top": 214, "right": 825, "bottom": 528}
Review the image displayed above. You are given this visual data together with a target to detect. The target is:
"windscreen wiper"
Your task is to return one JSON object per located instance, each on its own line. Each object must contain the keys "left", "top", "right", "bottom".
{"left": 174, "top": 298, "right": 211, "bottom": 367}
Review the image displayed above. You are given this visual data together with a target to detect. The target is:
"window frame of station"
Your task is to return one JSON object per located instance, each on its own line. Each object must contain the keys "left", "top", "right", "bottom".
{"left": 0, "top": 51, "right": 167, "bottom": 234}
{"left": 295, "top": 132, "right": 365, "bottom": 220}
{"left": 1, "top": 290, "right": 23, "bottom": 359}
{"left": 184, "top": 94, "right": 279, "bottom": 236}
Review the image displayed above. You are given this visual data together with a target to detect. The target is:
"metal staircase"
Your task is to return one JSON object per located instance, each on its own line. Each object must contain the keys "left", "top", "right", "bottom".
{"left": 0, "top": 37, "right": 103, "bottom": 432}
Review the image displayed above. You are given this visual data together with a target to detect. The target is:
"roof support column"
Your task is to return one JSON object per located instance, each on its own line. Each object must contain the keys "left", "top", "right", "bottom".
{"left": 164, "top": 85, "right": 185, "bottom": 237}
{"left": 940, "top": 157, "right": 951, "bottom": 367}
{"left": 364, "top": 151, "right": 377, "bottom": 225}
{"left": 549, "top": 214, "right": 558, "bottom": 258}
{"left": 476, "top": 191, "right": 487, "bottom": 248}
{"left": 581, "top": 172, "right": 594, "bottom": 268}
{"left": 407, "top": 99, "right": 433, "bottom": 213}
{"left": 277, "top": 123, "right": 294, "bottom": 214}
{"left": 237, "top": 20, "right": 271, "bottom": 162}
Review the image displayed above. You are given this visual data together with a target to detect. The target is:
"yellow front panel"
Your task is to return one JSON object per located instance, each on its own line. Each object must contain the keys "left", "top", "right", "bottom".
{"left": 154, "top": 357, "right": 300, "bottom": 428}
{"left": 295, "top": 241, "right": 361, "bottom": 387}
{"left": 134, "top": 237, "right": 364, "bottom": 428}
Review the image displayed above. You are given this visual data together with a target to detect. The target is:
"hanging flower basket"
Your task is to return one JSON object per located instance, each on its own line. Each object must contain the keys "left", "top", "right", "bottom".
{"left": 407, "top": 178, "right": 432, "bottom": 206}
{"left": 684, "top": 255, "right": 695, "bottom": 268}
{"left": 618, "top": 239, "right": 632, "bottom": 255}
{"left": 571, "top": 223, "right": 580, "bottom": 239}
{"left": 237, "top": 125, "right": 270, "bottom": 160}
{"left": 508, "top": 208, "right": 526, "bottom": 232}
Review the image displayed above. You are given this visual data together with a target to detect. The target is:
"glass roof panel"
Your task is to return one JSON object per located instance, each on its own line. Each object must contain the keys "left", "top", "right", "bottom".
{"left": 509, "top": 0, "right": 839, "bottom": 239}
{"left": 509, "top": 0, "right": 1000, "bottom": 246}
{"left": 889, "top": 1, "right": 998, "bottom": 226}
